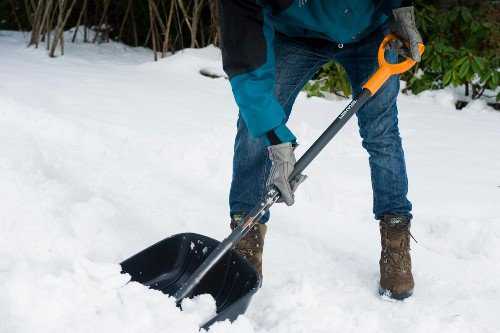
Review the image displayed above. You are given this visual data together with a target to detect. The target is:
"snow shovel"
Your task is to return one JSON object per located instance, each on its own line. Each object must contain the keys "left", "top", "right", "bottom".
{"left": 121, "top": 34, "right": 424, "bottom": 330}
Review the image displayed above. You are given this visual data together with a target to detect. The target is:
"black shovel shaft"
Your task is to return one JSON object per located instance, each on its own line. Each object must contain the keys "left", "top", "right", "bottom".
{"left": 174, "top": 89, "right": 372, "bottom": 303}
{"left": 290, "top": 89, "right": 371, "bottom": 180}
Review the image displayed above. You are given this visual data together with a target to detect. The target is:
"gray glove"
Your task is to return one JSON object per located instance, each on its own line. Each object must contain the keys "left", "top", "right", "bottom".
{"left": 266, "top": 143, "right": 307, "bottom": 206}
{"left": 390, "top": 6, "right": 423, "bottom": 62}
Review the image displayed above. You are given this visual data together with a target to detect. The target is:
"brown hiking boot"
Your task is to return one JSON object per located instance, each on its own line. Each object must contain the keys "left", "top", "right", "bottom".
{"left": 230, "top": 215, "right": 267, "bottom": 281}
{"left": 379, "top": 215, "right": 414, "bottom": 300}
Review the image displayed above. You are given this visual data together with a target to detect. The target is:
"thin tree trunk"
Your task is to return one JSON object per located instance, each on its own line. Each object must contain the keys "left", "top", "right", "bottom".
{"left": 38, "top": 0, "right": 53, "bottom": 45}
{"left": 83, "top": 2, "right": 88, "bottom": 42}
{"left": 162, "top": 0, "right": 176, "bottom": 56}
{"left": 28, "top": 0, "right": 46, "bottom": 47}
{"left": 209, "top": 0, "right": 220, "bottom": 46}
{"left": 476, "top": 86, "right": 486, "bottom": 99}
{"left": 176, "top": 0, "right": 193, "bottom": 46}
{"left": 118, "top": 0, "right": 133, "bottom": 41}
{"left": 150, "top": 0, "right": 165, "bottom": 31}
{"left": 49, "top": 0, "right": 64, "bottom": 57}
{"left": 148, "top": 0, "right": 158, "bottom": 61}
{"left": 72, "top": 0, "right": 88, "bottom": 42}
{"left": 49, "top": 0, "right": 77, "bottom": 57}
{"left": 130, "top": 3, "right": 138, "bottom": 46}
{"left": 190, "top": 0, "right": 205, "bottom": 48}
{"left": 174, "top": 0, "right": 184, "bottom": 50}
{"left": 45, "top": 0, "right": 54, "bottom": 50}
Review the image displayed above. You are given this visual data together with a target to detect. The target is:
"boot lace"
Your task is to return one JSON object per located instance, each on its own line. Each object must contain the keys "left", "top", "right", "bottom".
{"left": 381, "top": 224, "right": 415, "bottom": 273}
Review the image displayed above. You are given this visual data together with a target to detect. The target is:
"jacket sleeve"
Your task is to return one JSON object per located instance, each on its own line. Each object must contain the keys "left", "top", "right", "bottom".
{"left": 219, "top": 0, "right": 296, "bottom": 144}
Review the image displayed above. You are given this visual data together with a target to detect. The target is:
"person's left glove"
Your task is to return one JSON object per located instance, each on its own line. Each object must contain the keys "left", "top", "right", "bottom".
{"left": 390, "top": 6, "right": 423, "bottom": 62}
{"left": 266, "top": 143, "right": 307, "bottom": 206}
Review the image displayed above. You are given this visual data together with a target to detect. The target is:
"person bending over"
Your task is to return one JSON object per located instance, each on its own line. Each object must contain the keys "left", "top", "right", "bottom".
{"left": 219, "top": 0, "right": 422, "bottom": 300}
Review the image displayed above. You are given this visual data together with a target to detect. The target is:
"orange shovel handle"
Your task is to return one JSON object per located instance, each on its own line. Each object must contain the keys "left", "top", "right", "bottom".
{"left": 362, "top": 34, "right": 425, "bottom": 95}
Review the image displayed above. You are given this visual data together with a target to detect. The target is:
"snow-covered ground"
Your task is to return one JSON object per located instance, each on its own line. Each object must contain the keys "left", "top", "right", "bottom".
{"left": 1, "top": 31, "right": 499, "bottom": 333}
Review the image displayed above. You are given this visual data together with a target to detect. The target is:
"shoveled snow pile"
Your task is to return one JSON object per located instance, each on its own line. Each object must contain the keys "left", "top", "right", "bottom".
{"left": 1, "top": 31, "right": 499, "bottom": 333}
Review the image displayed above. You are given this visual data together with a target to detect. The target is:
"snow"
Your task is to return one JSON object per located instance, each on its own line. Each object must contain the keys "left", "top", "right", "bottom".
{"left": 1, "top": 30, "right": 500, "bottom": 333}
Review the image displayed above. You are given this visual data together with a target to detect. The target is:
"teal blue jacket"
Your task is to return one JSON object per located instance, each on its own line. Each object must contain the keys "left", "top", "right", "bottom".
{"left": 219, "top": 0, "right": 407, "bottom": 144}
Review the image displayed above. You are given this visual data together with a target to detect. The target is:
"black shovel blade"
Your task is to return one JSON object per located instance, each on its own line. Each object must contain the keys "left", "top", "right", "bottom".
{"left": 120, "top": 233, "right": 260, "bottom": 330}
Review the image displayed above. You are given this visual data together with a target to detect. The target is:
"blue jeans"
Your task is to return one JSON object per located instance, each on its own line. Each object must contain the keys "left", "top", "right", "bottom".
{"left": 229, "top": 28, "right": 412, "bottom": 222}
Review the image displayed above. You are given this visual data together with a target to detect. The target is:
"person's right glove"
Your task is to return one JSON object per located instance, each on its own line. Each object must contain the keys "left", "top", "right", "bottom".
{"left": 390, "top": 6, "right": 423, "bottom": 62}
{"left": 266, "top": 143, "right": 307, "bottom": 206}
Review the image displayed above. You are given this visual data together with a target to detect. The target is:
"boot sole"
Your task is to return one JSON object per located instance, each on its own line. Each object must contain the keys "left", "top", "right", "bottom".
{"left": 378, "top": 286, "right": 413, "bottom": 300}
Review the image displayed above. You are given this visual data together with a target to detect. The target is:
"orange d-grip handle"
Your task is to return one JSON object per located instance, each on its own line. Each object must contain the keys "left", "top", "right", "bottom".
{"left": 362, "top": 34, "right": 425, "bottom": 95}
